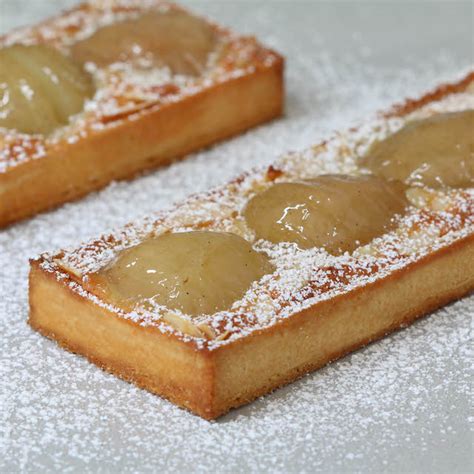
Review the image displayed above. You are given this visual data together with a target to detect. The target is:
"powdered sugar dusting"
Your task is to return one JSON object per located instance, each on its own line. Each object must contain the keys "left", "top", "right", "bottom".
{"left": 1, "top": 1, "right": 472, "bottom": 472}
{"left": 38, "top": 87, "right": 474, "bottom": 348}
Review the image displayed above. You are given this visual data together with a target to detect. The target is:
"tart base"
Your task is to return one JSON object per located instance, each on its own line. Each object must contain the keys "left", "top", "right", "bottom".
{"left": 29, "top": 234, "right": 474, "bottom": 420}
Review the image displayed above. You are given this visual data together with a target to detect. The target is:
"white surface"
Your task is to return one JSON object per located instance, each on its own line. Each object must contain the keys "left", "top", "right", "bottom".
{"left": 0, "top": 1, "right": 473, "bottom": 472}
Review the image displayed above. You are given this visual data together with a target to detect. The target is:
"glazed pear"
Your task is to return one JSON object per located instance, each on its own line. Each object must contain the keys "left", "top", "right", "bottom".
{"left": 244, "top": 174, "right": 408, "bottom": 254}
{"left": 362, "top": 111, "right": 474, "bottom": 188}
{"left": 71, "top": 10, "right": 217, "bottom": 76}
{"left": 95, "top": 231, "right": 274, "bottom": 316}
{"left": 0, "top": 44, "right": 94, "bottom": 135}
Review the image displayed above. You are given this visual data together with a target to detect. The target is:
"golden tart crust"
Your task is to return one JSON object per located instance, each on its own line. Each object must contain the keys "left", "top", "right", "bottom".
{"left": 29, "top": 72, "right": 474, "bottom": 419}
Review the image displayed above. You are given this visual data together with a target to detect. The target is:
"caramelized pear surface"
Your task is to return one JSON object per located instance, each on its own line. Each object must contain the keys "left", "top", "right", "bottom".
{"left": 71, "top": 10, "right": 218, "bottom": 76}
{"left": 95, "top": 231, "right": 274, "bottom": 316}
{"left": 0, "top": 44, "right": 94, "bottom": 135}
{"left": 244, "top": 174, "right": 408, "bottom": 254}
{"left": 362, "top": 110, "right": 474, "bottom": 188}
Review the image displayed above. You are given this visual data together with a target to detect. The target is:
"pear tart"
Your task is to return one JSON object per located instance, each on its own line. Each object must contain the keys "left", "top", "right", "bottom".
{"left": 0, "top": 0, "right": 284, "bottom": 227}
{"left": 29, "top": 73, "right": 474, "bottom": 419}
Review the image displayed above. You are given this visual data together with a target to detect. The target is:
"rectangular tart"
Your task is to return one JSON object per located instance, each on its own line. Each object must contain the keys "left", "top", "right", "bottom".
{"left": 0, "top": 0, "right": 284, "bottom": 227}
{"left": 29, "top": 72, "right": 474, "bottom": 420}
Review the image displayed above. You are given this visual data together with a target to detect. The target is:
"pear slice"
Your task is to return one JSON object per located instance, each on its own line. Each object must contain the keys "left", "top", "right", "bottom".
{"left": 0, "top": 44, "right": 94, "bottom": 135}
{"left": 362, "top": 110, "right": 474, "bottom": 188}
{"left": 71, "top": 10, "right": 218, "bottom": 76}
{"left": 244, "top": 174, "right": 408, "bottom": 254}
{"left": 93, "top": 231, "right": 274, "bottom": 317}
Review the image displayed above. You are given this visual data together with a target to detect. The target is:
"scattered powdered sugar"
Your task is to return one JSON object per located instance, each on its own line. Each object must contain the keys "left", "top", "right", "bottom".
{"left": 1, "top": 1, "right": 473, "bottom": 472}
